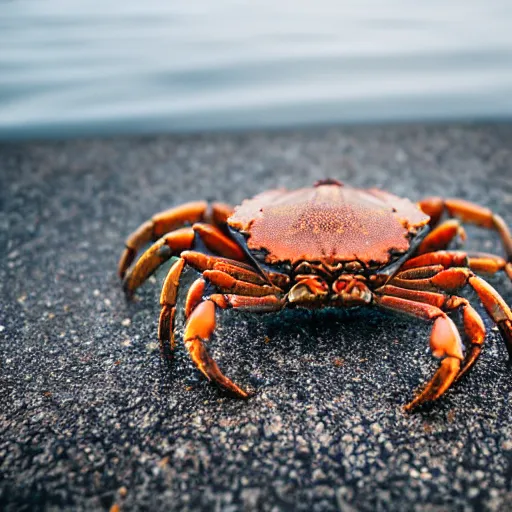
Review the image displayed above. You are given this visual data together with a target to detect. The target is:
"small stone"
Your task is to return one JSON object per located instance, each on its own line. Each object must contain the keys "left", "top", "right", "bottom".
{"left": 502, "top": 440, "right": 512, "bottom": 451}
{"left": 241, "top": 488, "right": 261, "bottom": 510}
{"left": 468, "top": 487, "right": 479, "bottom": 498}
{"left": 264, "top": 416, "right": 283, "bottom": 438}
{"left": 370, "top": 423, "right": 383, "bottom": 435}
{"left": 121, "top": 318, "right": 131, "bottom": 327}
{"left": 312, "top": 468, "right": 327, "bottom": 482}
{"left": 146, "top": 342, "right": 159, "bottom": 352}
{"left": 315, "top": 422, "right": 325, "bottom": 435}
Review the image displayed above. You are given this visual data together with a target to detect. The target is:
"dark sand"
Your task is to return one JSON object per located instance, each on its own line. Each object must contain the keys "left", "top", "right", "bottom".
{"left": 1, "top": 124, "right": 511, "bottom": 511}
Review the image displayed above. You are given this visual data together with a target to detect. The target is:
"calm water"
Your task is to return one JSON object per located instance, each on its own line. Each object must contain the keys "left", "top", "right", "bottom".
{"left": 2, "top": 1, "right": 512, "bottom": 139}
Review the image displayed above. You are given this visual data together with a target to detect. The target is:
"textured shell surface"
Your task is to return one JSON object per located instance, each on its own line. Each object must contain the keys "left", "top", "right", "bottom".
{"left": 228, "top": 182, "right": 430, "bottom": 266}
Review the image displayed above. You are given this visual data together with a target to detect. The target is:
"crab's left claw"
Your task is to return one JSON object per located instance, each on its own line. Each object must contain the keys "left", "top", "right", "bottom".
{"left": 404, "top": 314, "right": 463, "bottom": 411}
{"left": 184, "top": 299, "right": 250, "bottom": 398}
{"left": 375, "top": 296, "right": 464, "bottom": 411}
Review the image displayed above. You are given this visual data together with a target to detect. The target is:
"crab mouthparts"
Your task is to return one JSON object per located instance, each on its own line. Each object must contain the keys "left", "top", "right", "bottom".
{"left": 288, "top": 275, "right": 372, "bottom": 306}
{"left": 288, "top": 276, "right": 329, "bottom": 303}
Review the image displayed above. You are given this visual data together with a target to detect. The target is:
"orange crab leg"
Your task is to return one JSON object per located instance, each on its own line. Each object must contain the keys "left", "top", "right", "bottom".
{"left": 415, "top": 219, "right": 465, "bottom": 255}
{"left": 390, "top": 265, "right": 512, "bottom": 356}
{"left": 123, "top": 223, "right": 255, "bottom": 296}
{"left": 418, "top": 196, "right": 512, "bottom": 263}
{"left": 375, "top": 285, "right": 447, "bottom": 308}
{"left": 400, "top": 251, "right": 469, "bottom": 272}
{"left": 390, "top": 267, "right": 469, "bottom": 292}
{"left": 467, "top": 253, "right": 512, "bottom": 280}
{"left": 469, "top": 275, "right": 512, "bottom": 357}
{"left": 184, "top": 278, "right": 206, "bottom": 318}
{"left": 376, "top": 284, "right": 486, "bottom": 381}
{"left": 210, "top": 293, "right": 284, "bottom": 312}
{"left": 400, "top": 250, "right": 512, "bottom": 280}
{"left": 158, "top": 257, "right": 186, "bottom": 354}
{"left": 123, "top": 228, "right": 195, "bottom": 294}
{"left": 182, "top": 250, "right": 290, "bottom": 289}
{"left": 193, "top": 223, "right": 246, "bottom": 261}
{"left": 203, "top": 269, "right": 281, "bottom": 297}
{"left": 212, "top": 261, "right": 269, "bottom": 285}
{"left": 184, "top": 299, "right": 249, "bottom": 398}
{"left": 395, "top": 265, "right": 446, "bottom": 280}
{"left": 119, "top": 201, "right": 208, "bottom": 278}
{"left": 210, "top": 202, "right": 234, "bottom": 226}
{"left": 445, "top": 296, "right": 486, "bottom": 381}
{"left": 374, "top": 295, "right": 463, "bottom": 411}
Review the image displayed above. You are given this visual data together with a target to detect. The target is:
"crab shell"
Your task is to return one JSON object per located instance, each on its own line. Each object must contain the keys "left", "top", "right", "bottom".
{"left": 227, "top": 180, "right": 430, "bottom": 271}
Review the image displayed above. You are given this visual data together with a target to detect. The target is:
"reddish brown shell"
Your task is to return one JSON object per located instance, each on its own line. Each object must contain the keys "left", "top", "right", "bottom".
{"left": 228, "top": 182, "right": 429, "bottom": 266}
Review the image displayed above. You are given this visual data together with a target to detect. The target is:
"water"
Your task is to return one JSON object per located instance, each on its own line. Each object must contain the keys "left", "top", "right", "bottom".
{"left": 2, "top": 1, "right": 512, "bottom": 139}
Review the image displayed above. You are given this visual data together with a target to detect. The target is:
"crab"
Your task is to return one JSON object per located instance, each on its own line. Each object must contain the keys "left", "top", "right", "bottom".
{"left": 118, "top": 180, "right": 512, "bottom": 410}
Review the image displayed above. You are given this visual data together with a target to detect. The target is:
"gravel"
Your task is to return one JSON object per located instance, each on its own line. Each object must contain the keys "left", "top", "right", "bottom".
{"left": 1, "top": 123, "right": 511, "bottom": 511}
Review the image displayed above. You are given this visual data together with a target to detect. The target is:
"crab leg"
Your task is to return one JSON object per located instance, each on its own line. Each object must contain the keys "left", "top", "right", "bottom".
{"left": 374, "top": 295, "right": 463, "bottom": 411}
{"left": 418, "top": 196, "right": 512, "bottom": 264}
{"left": 179, "top": 254, "right": 286, "bottom": 396}
{"left": 119, "top": 202, "right": 234, "bottom": 278}
{"left": 155, "top": 248, "right": 285, "bottom": 394}
{"left": 466, "top": 252, "right": 511, "bottom": 278}
{"left": 210, "top": 293, "right": 284, "bottom": 312}
{"left": 445, "top": 296, "right": 486, "bottom": 381}
{"left": 389, "top": 266, "right": 512, "bottom": 357}
{"left": 123, "top": 228, "right": 195, "bottom": 294}
{"left": 182, "top": 250, "right": 290, "bottom": 289}
{"left": 158, "top": 258, "right": 186, "bottom": 355}
{"left": 183, "top": 298, "right": 250, "bottom": 398}
{"left": 397, "top": 254, "right": 511, "bottom": 370}
{"left": 182, "top": 290, "right": 283, "bottom": 396}
{"left": 192, "top": 223, "right": 246, "bottom": 261}
{"left": 399, "top": 250, "right": 512, "bottom": 280}
{"left": 203, "top": 270, "right": 281, "bottom": 297}
{"left": 119, "top": 201, "right": 208, "bottom": 278}
{"left": 467, "top": 275, "right": 512, "bottom": 358}
{"left": 376, "top": 285, "right": 486, "bottom": 381}
{"left": 184, "top": 278, "right": 207, "bottom": 318}
{"left": 415, "top": 219, "right": 465, "bottom": 255}
{"left": 123, "top": 223, "right": 251, "bottom": 295}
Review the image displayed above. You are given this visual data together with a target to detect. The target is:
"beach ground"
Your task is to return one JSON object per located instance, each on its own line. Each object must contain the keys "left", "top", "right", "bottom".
{"left": 1, "top": 123, "right": 511, "bottom": 511}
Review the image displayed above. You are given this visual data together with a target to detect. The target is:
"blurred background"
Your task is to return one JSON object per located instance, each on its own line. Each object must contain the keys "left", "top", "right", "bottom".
{"left": 1, "top": 0, "right": 512, "bottom": 140}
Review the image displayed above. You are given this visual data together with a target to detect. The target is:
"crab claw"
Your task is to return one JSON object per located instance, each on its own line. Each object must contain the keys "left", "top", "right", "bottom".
{"left": 184, "top": 299, "right": 250, "bottom": 398}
